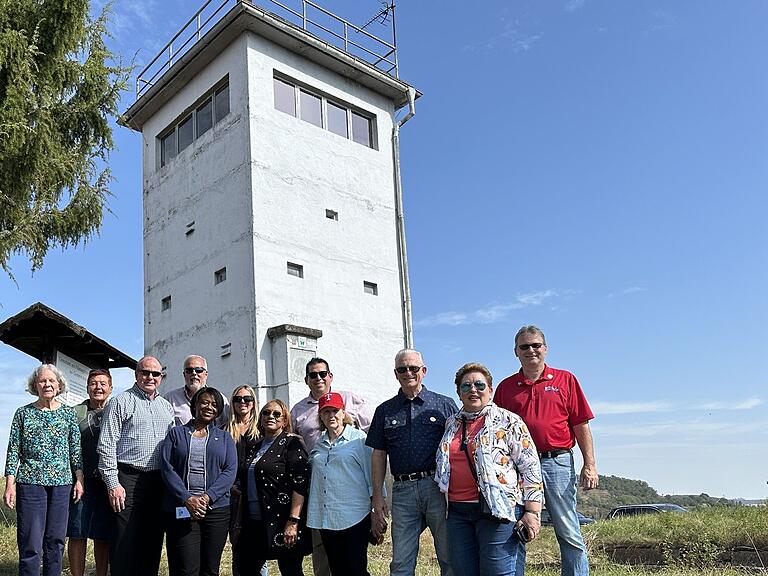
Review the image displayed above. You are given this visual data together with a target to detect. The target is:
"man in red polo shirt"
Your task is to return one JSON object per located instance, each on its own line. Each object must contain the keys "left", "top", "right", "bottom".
{"left": 494, "top": 325, "right": 597, "bottom": 576}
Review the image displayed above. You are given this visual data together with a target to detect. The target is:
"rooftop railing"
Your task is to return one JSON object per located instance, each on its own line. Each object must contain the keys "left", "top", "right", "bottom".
{"left": 135, "top": 0, "right": 398, "bottom": 99}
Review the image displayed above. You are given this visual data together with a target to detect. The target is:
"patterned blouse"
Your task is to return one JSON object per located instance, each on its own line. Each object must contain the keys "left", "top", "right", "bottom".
{"left": 435, "top": 402, "right": 543, "bottom": 522}
{"left": 4, "top": 403, "right": 82, "bottom": 486}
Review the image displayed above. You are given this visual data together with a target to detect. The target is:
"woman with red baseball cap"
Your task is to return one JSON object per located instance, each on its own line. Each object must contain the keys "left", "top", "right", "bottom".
{"left": 306, "top": 392, "right": 381, "bottom": 576}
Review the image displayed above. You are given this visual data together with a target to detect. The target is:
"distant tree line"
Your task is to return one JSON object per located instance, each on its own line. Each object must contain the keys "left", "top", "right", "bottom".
{"left": 577, "top": 475, "right": 736, "bottom": 519}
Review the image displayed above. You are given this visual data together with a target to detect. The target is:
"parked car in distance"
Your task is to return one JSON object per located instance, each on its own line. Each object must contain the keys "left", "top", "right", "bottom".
{"left": 541, "top": 509, "right": 596, "bottom": 526}
{"left": 607, "top": 503, "right": 688, "bottom": 519}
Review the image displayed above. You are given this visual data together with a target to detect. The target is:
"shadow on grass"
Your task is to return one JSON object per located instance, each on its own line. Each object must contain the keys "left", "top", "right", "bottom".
{"left": 0, "top": 560, "right": 20, "bottom": 576}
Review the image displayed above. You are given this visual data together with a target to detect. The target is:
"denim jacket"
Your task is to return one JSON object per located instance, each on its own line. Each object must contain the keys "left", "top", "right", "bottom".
{"left": 435, "top": 402, "right": 544, "bottom": 522}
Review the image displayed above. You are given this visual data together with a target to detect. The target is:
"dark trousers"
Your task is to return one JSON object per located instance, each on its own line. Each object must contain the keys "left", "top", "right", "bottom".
{"left": 167, "top": 505, "right": 230, "bottom": 576}
{"left": 235, "top": 517, "right": 304, "bottom": 576}
{"left": 320, "top": 514, "right": 371, "bottom": 576}
{"left": 17, "top": 484, "right": 70, "bottom": 576}
{"left": 110, "top": 467, "right": 164, "bottom": 576}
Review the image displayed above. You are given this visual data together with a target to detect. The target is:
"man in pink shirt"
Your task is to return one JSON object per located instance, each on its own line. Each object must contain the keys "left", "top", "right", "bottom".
{"left": 290, "top": 357, "right": 372, "bottom": 576}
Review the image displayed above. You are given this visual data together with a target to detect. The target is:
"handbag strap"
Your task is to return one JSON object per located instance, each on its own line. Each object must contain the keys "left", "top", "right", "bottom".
{"left": 460, "top": 416, "right": 481, "bottom": 486}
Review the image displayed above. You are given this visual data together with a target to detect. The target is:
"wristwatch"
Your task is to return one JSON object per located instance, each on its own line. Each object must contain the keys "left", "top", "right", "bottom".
{"left": 286, "top": 516, "right": 300, "bottom": 524}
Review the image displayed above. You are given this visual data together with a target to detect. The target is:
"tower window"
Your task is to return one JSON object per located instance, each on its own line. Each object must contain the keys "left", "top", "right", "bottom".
{"left": 273, "top": 74, "right": 376, "bottom": 149}
{"left": 177, "top": 115, "right": 194, "bottom": 152}
{"left": 158, "top": 78, "right": 231, "bottom": 167}
{"left": 274, "top": 77, "right": 296, "bottom": 116}
{"left": 363, "top": 281, "right": 378, "bottom": 296}
{"left": 287, "top": 262, "right": 304, "bottom": 278}
{"left": 214, "top": 267, "right": 227, "bottom": 284}
{"left": 300, "top": 90, "right": 322, "bottom": 128}
{"left": 161, "top": 296, "right": 172, "bottom": 311}
{"left": 325, "top": 209, "right": 338, "bottom": 221}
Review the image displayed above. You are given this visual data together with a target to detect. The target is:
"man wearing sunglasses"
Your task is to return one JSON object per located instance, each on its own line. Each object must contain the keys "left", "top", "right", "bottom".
{"left": 494, "top": 326, "right": 597, "bottom": 576}
{"left": 164, "top": 355, "right": 230, "bottom": 426}
{"left": 290, "top": 357, "right": 372, "bottom": 576}
{"left": 367, "top": 349, "right": 457, "bottom": 576}
{"left": 97, "top": 356, "right": 174, "bottom": 576}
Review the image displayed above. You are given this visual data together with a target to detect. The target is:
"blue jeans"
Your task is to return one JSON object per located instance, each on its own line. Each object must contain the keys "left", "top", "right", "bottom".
{"left": 390, "top": 478, "right": 452, "bottom": 576}
{"left": 17, "top": 483, "right": 71, "bottom": 576}
{"left": 541, "top": 452, "right": 589, "bottom": 576}
{"left": 447, "top": 501, "right": 524, "bottom": 576}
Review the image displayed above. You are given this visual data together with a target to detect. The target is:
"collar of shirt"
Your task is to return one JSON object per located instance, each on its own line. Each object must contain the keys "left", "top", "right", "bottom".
{"left": 305, "top": 386, "right": 336, "bottom": 405}
{"left": 396, "top": 385, "right": 431, "bottom": 404}
{"left": 516, "top": 365, "right": 555, "bottom": 386}
{"left": 319, "top": 423, "right": 355, "bottom": 447}
{"left": 131, "top": 384, "right": 158, "bottom": 400}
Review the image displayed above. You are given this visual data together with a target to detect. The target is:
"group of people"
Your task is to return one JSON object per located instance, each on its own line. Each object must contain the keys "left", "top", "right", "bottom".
{"left": 3, "top": 324, "right": 598, "bottom": 576}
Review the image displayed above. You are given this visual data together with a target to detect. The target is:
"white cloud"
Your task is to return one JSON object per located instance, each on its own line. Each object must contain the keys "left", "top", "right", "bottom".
{"left": 464, "top": 15, "right": 542, "bottom": 55}
{"left": 697, "top": 398, "right": 762, "bottom": 410}
{"left": 593, "top": 397, "right": 763, "bottom": 415}
{"left": 594, "top": 419, "right": 767, "bottom": 439}
{"left": 416, "top": 290, "right": 559, "bottom": 327}
{"left": 592, "top": 400, "right": 671, "bottom": 414}
{"left": 564, "top": 0, "right": 587, "bottom": 13}
{"left": 606, "top": 286, "right": 648, "bottom": 298}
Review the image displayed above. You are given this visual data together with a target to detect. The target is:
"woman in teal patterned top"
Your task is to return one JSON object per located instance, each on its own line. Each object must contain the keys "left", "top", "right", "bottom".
{"left": 4, "top": 364, "right": 84, "bottom": 576}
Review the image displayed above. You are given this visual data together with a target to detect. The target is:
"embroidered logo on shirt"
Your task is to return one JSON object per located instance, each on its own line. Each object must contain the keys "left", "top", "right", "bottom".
{"left": 544, "top": 385, "right": 560, "bottom": 393}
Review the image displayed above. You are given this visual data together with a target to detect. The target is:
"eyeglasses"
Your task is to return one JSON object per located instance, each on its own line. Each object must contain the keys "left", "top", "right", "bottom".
{"left": 261, "top": 409, "right": 283, "bottom": 419}
{"left": 184, "top": 367, "right": 207, "bottom": 374}
{"left": 395, "top": 365, "right": 423, "bottom": 375}
{"left": 459, "top": 380, "right": 488, "bottom": 393}
{"left": 307, "top": 370, "right": 329, "bottom": 380}
{"left": 139, "top": 369, "right": 163, "bottom": 378}
{"left": 232, "top": 396, "right": 254, "bottom": 404}
{"left": 518, "top": 343, "right": 544, "bottom": 351}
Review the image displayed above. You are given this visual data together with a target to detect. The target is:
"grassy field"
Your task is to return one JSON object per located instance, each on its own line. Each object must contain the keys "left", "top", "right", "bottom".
{"left": 0, "top": 491, "right": 765, "bottom": 575}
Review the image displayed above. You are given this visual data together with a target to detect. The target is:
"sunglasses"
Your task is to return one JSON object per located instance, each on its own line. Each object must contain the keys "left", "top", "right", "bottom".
{"left": 261, "top": 409, "right": 283, "bottom": 419}
{"left": 518, "top": 343, "right": 544, "bottom": 351}
{"left": 307, "top": 370, "right": 329, "bottom": 379}
{"left": 139, "top": 369, "right": 163, "bottom": 378}
{"left": 395, "top": 365, "right": 423, "bottom": 375}
{"left": 460, "top": 380, "right": 488, "bottom": 393}
{"left": 232, "top": 396, "right": 254, "bottom": 404}
{"left": 184, "top": 367, "right": 207, "bottom": 374}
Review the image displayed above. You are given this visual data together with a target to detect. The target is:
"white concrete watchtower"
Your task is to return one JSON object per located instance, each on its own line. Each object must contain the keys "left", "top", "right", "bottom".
{"left": 122, "top": 0, "right": 418, "bottom": 407}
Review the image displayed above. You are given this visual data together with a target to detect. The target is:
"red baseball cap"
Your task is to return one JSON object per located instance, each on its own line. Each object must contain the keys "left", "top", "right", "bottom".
{"left": 318, "top": 392, "right": 344, "bottom": 411}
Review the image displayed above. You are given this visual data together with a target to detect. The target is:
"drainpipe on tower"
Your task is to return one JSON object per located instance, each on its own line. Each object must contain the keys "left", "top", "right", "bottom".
{"left": 393, "top": 86, "right": 416, "bottom": 349}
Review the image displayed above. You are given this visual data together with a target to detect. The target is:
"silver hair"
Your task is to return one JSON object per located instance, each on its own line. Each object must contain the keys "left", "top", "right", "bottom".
{"left": 394, "top": 348, "right": 424, "bottom": 365}
{"left": 26, "top": 364, "right": 68, "bottom": 396}
{"left": 183, "top": 355, "right": 207, "bottom": 368}
{"left": 514, "top": 325, "right": 547, "bottom": 347}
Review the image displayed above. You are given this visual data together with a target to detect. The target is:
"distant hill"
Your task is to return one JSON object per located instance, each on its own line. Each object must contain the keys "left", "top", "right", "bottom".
{"left": 576, "top": 474, "right": 738, "bottom": 519}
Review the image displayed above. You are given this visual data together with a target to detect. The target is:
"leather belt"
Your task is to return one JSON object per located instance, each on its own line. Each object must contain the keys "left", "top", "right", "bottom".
{"left": 393, "top": 469, "right": 435, "bottom": 482}
{"left": 538, "top": 448, "right": 571, "bottom": 459}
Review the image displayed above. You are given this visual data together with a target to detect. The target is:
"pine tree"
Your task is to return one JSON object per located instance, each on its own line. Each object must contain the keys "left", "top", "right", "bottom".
{"left": 0, "top": 0, "right": 128, "bottom": 278}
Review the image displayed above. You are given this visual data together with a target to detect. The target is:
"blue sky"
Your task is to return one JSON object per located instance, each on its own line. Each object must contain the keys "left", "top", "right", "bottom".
{"left": 1, "top": 0, "right": 766, "bottom": 499}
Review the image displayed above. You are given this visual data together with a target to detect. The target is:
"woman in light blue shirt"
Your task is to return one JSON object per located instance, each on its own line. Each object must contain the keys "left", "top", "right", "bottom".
{"left": 307, "top": 392, "right": 378, "bottom": 576}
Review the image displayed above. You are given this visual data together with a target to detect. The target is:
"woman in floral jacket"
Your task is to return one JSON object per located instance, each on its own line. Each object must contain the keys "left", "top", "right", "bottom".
{"left": 435, "top": 362, "right": 543, "bottom": 576}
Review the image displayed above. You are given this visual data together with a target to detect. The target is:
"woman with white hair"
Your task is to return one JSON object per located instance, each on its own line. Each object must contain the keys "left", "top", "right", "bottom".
{"left": 4, "top": 364, "right": 84, "bottom": 576}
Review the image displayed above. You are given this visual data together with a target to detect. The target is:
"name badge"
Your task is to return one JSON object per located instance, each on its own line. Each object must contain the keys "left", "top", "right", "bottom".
{"left": 175, "top": 506, "right": 191, "bottom": 519}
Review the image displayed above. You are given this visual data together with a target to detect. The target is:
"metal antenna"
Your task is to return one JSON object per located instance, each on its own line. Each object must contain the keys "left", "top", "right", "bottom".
{"left": 362, "top": 1, "right": 394, "bottom": 30}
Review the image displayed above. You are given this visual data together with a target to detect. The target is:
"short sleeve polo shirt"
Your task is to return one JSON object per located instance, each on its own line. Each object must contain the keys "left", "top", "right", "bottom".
{"left": 494, "top": 365, "right": 593, "bottom": 452}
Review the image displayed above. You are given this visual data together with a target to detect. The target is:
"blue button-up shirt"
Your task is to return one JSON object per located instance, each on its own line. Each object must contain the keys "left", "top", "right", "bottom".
{"left": 307, "top": 426, "right": 375, "bottom": 530}
{"left": 366, "top": 386, "right": 457, "bottom": 475}
{"left": 97, "top": 385, "right": 174, "bottom": 489}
